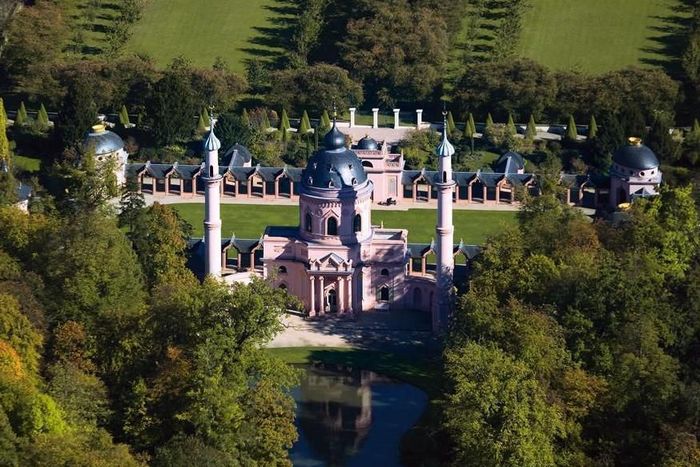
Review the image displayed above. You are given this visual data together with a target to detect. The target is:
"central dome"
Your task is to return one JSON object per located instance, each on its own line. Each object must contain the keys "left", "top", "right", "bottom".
{"left": 302, "top": 124, "right": 368, "bottom": 189}
{"left": 613, "top": 138, "right": 659, "bottom": 170}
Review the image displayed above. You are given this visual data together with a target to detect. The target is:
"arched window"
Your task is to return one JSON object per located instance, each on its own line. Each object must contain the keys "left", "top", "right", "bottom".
{"left": 278, "top": 266, "right": 287, "bottom": 274}
{"left": 353, "top": 214, "right": 362, "bottom": 232}
{"left": 378, "top": 286, "right": 390, "bottom": 302}
{"left": 305, "top": 213, "right": 312, "bottom": 232}
{"left": 380, "top": 268, "right": 389, "bottom": 276}
{"left": 209, "top": 165, "right": 214, "bottom": 177}
{"left": 443, "top": 171, "right": 447, "bottom": 183}
{"left": 362, "top": 160, "right": 373, "bottom": 168}
{"left": 279, "top": 283, "right": 287, "bottom": 290}
{"left": 327, "top": 217, "right": 338, "bottom": 235}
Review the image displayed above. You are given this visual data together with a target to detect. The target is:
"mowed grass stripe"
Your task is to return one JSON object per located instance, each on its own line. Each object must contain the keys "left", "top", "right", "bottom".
{"left": 518, "top": 0, "right": 685, "bottom": 73}
{"left": 126, "top": 0, "right": 288, "bottom": 71}
{"left": 172, "top": 203, "right": 517, "bottom": 244}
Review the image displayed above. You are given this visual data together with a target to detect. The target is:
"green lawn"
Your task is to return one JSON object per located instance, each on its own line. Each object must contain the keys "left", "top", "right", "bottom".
{"left": 126, "top": 0, "right": 291, "bottom": 71}
{"left": 519, "top": 0, "right": 686, "bottom": 73}
{"left": 171, "top": 203, "right": 517, "bottom": 244}
{"left": 12, "top": 155, "right": 40, "bottom": 173}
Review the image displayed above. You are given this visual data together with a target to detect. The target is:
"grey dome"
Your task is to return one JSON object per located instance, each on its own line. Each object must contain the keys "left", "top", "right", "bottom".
{"left": 356, "top": 136, "right": 378, "bottom": 150}
{"left": 82, "top": 125, "right": 125, "bottom": 155}
{"left": 323, "top": 123, "right": 346, "bottom": 150}
{"left": 302, "top": 125, "right": 368, "bottom": 189}
{"left": 613, "top": 138, "right": 659, "bottom": 170}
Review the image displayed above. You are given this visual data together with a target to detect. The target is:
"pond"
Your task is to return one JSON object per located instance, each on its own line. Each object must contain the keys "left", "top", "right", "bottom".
{"left": 290, "top": 364, "right": 428, "bottom": 467}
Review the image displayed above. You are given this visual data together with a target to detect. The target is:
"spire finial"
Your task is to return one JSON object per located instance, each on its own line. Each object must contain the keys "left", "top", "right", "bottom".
{"left": 332, "top": 100, "right": 338, "bottom": 126}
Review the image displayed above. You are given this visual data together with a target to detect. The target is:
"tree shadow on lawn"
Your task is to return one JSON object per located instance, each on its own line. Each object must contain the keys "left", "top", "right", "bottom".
{"left": 240, "top": 0, "right": 299, "bottom": 67}
{"left": 639, "top": 0, "right": 695, "bottom": 78}
{"left": 301, "top": 308, "right": 441, "bottom": 358}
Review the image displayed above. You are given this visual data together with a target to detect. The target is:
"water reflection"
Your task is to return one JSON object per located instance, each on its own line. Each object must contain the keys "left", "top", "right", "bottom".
{"left": 290, "top": 364, "right": 427, "bottom": 467}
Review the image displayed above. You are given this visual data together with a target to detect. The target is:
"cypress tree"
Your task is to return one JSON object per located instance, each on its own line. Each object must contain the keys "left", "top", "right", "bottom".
{"left": 0, "top": 99, "right": 10, "bottom": 167}
{"left": 320, "top": 110, "right": 331, "bottom": 133}
{"left": 526, "top": 114, "right": 537, "bottom": 140}
{"left": 241, "top": 108, "right": 250, "bottom": 127}
{"left": 299, "top": 110, "right": 311, "bottom": 134}
{"left": 261, "top": 111, "right": 271, "bottom": 132}
{"left": 588, "top": 115, "right": 598, "bottom": 139}
{"left": 202, "top": 107, "right": 211, "bottom": 128}
{"left": 37, "top": 104, "right": 50, "bottom": 130}
{"left": 279, "top": 109, "right": 290, "bottom": 132}
{"left": 16, "top": 101, "right": 29, "bottom": 126}
{"left": 196, "top": 114, "right": 207, "bottom": 133}
{"left": 506, "top": 113, "right": 517, "bottom": 135}
{"left": 467, "top": 113, "right": 476, "bottom": 136}
{"left": 119, "top": 105, "right": 131, "bottom": 127}
{"left": 486, "top": 113, "right": 494, "bottom": 128}
{"left": 447, "top": 111, "right": 456, "bottom": 134}
{"left": 565, "top": 115, "right": 578, "bottom": 141}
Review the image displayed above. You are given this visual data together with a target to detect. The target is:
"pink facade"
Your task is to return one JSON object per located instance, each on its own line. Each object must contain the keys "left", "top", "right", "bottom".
{"left": 262, "top": 125, "right": 437, "bottom": 316}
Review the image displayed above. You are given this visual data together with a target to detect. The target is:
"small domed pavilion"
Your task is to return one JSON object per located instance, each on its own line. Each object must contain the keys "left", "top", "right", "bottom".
{"left": 609, "top": 137, "right": 662, "bottom": 208}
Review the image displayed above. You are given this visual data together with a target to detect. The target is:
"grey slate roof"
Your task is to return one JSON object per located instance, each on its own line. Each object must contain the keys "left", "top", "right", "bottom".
{"left": 302, "top": 124, "right": 368, "bottom": 189}
{"left": 224, "top": 144, "right": 253, "bottom": 168}
{"left": 494, "top": 151, "right": 525, "bottom": 174}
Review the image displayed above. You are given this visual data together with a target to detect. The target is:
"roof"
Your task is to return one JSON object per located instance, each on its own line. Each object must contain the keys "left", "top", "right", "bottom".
{"left": 494, "top": 151, "right": 525, "bottom": 174}
{"left": 302, "top": 123, "right": 368, "bottom": 189}
{"left": 356, "top": 136, "right": 379, "bottom": 150}
{"left": 82, "top": 125, "right": 124, "bottom": 155}
{"left": 223, "top": 144, "right": 253, "bottom": 167}
{"left": 613, "top": 139, "right": 659, "bottom": 170}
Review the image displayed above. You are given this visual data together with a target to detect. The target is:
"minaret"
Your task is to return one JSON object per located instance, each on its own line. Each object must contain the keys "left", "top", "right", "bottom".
{"left": 434, "top": 111, "right": 456, "bottom": 330}
{"left": 203, "top": 114, "right": 222, "bottom": 277}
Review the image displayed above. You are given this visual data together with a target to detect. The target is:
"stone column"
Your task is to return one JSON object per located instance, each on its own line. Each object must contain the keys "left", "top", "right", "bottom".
{"left": 274, "top": 179, "right": 279, "bottom": 198}
{"left": 164, "top": 176, "right": 170, "bottom": 195}
{"left": 495, "top": 184, "right": 501, "bottom": 204}
{"left": 416, "top": 109, "right": 423, "bottom": 129}
{"left": 346, "top": 276, "right": 353, "bottom": 313}
{"left": 372, "top": 108, "right": 379, "bottom": 129}
{"left": 393, "top": 108, "right": 400, "bottom": 129}
{"left": 309, "top": 276, "right": 316, "bottom": 316}
{"left": 349, "top": 107, "right": 356, "bottom": 128}
{"left": 319, "top": 276, "right": 325, "bottom": 315}
{"left": 248, "top": 178, "right": 253, "bottom": 198}
{"left": 483, "top": 185, "right": 487, "bottom": 203}
{"left": 338, "top": 277, "right": 345, "bottom": 313}
{"left": 467, "top": 183, "right": 472, "bottom": 203}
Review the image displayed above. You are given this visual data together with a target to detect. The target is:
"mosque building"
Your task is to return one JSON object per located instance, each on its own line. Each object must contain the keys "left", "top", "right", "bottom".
{"left": 201, "top": 116, "right": 452, "bottom": 328}
{"left": 85, "top": 111, "right": 663, "bottom": 331}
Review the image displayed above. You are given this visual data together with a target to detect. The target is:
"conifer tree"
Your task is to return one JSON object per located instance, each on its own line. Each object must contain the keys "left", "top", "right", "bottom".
{"left": 300, "top": 110, "right": 311, "bottom": 134}
{"left": 467, "top": 112, "right": 476, "bottom": 154}
{"left": 467, "top": 113, "right": 476, "bottom": 136}
{"left": 261, "top": 111, "right": 271, "bottom": 132}
{"left": 506, "top": 113, "right": 517, "bottom": 135}
{"left": 526, "top": 114, "right": 537, "bottom": 140}
{"left": 201, "top": 107, "right": 211, "bottom": 128}
{"left": 588, "top": 115, "right": 598, "bottom": 139}
{"left": 447, "top": 111, "right": 456, "bottom": 134}
{"left": 196, "top": 114, "right": 207, "bottom": 134}
{"left": 565, "top": 115, "right": 578, "bottom": 141}
{"left": 486, "top": 113, "right": 494, "bottom": 128}
{"left": 37, "top": 104, "right": 50, "bottom": 131}
{"left": 119, "top": 105, "right": 130, "bottom": 127}
{"left": 241, "top": 108, "right": 250, "bottom": 127}
{"left": 320, "top": 109, "right": 331, "bottom": 132}
{"left": 279, "top": 109, "right": 290, "bottom": 131}
{"left": 16, "top": 101, "right": 28, "bottom": 126}
{"left": 0, "top": 99, "right": 10, "bottom": 168}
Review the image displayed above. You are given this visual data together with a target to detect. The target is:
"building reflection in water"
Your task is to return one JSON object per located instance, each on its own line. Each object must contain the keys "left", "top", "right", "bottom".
{"left": 295, "top": 363, "right": 392, "bottom": 467}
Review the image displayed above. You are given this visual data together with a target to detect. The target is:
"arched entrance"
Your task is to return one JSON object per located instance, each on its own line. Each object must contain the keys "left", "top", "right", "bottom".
{"left": 326, "top": 289, "right": 338, "bottom": 313}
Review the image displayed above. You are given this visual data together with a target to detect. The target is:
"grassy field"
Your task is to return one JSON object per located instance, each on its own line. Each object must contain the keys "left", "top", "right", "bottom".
{"left": 519, "top": 0, "right": 686, "bottom": 73}
{"left": 12, "top": 155, "right": 40, "bottom": 173}
{"left": 171, "top": 203, "right": 517, "bottom": 244}
{"left": 126, "top": 0, "right": 290, "bottom": 71}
